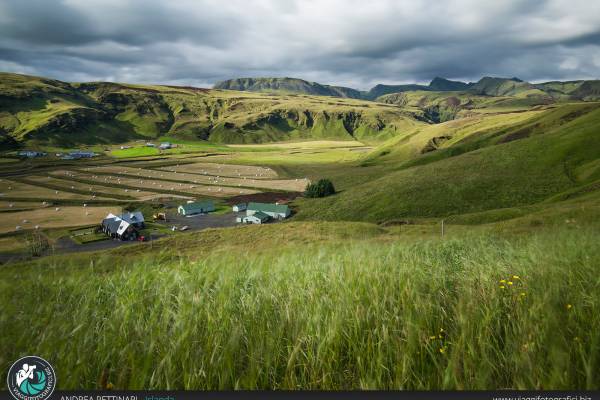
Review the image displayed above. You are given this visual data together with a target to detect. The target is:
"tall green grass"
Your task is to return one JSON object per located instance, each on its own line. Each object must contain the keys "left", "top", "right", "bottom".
{"left": 1, "top": 228, "right": 598, "bottom": 390}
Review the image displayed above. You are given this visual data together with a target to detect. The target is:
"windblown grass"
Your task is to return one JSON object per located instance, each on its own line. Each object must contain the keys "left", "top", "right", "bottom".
{"left": 1, "top": 227, "right": 598, "bottom": 390}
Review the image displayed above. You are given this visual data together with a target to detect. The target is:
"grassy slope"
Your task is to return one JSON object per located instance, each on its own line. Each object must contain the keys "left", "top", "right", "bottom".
{"left": 294, "top": 103, "right": 600, "bottom": 223}
{"left": 1, "top": 220, "right": 598, "bottom": 389}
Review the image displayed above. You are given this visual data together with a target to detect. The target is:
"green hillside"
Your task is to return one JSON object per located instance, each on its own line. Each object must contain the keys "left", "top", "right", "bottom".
{"left": 0, "top": 73, "right": 423, "bottom": 146}
{"left": 3, "top": 72, "right": 600, "bottom": 148}
{"left": 294, "top": 102, "right": 600, "bottom": 223}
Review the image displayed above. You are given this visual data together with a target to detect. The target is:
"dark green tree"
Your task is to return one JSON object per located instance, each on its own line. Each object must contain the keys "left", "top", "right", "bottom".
{"left": 305, "top": 178, "right": 336, "bottom": 198}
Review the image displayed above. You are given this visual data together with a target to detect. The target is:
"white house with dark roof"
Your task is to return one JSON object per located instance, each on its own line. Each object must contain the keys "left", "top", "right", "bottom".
{"left": 101, "top": 210, "right": 145, "bottom": 240}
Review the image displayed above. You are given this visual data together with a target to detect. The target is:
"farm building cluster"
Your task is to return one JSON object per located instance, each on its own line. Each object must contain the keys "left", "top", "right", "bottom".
{"left": 174, "top": 199, "right": 291, "bottom": 224}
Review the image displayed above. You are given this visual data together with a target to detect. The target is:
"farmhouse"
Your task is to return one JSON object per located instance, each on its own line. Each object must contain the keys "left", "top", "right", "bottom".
{"left": 232, "top": 203, "right": 247, "bottom": 212}
{"left": 246, "top": 202, "right": 291, "bottom": 220}
{"left": 177, "top": 200, "right": 215, "bottom": 216}
{"left": 159, "top": 142, "right": 172, "bottom": 150}
{"left": 101, "top": 210, "right": 145, "bottom": 240}
{"left": 101, "top": 216, "right": 139, "bottom": 241}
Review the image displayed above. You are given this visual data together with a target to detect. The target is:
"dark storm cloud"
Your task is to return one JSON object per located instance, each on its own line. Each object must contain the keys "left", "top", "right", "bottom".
{"left": 0, "top": 0, "right": 599, "bottom": 89}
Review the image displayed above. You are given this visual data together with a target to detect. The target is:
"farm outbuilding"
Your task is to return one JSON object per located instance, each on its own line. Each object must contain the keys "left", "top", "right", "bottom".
{"left": 246, "top": 202, "right": 290, "bottom": 220}
{"left": 232, "top": 203, "right": 247, "bottom": 212}
{"left": 177, "top": 200, "right": 215, "bottom": 216}
{"left": 68, "top": 151, "right": 96, "bottom": 159}
{"left": 241, "top": 211, "right": 270, "bottom": 224}
{"left": 18, "top": 151, "right": 47, "bottom": 158}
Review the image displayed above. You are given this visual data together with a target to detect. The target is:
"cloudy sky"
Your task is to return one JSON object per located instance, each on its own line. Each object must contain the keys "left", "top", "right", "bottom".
{"left": 1, "top": 0, "right": 599, "bottom": 89}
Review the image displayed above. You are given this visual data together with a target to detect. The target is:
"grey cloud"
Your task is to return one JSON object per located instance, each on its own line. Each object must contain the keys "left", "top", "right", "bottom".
{"left": 0, "top": 0, "right": 599, "bottom": 89}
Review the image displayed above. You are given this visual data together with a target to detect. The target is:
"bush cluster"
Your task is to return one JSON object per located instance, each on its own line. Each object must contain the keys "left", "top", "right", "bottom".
{"left": 305, "top": 178, "right": 336, "bottom": 198}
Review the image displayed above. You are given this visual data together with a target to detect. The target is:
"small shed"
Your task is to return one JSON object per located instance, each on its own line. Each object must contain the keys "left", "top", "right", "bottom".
{"left": 178, "top": 200, "right": 215, "bottom": 216}
{"left": 232, "top": 203, "right": 247, "bottom": 212}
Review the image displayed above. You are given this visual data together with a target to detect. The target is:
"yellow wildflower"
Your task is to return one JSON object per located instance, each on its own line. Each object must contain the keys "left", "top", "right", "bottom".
{"left": 566, "top": 304, "right": 573, "bottom": 310}
{"left": 439, "top": 347, "right": 446, "bottom": 354}
{"left": 499, "top": 285, "right": 506, "bottom": 289}
{"left": 500, "top": 279, "right": 506, "bottom": 283}
{"left": 429, "top": 336, "right": 437, "bottom": 340}
{"left": 512, "top": 275, "right": 520, "bottom": 280}
{"left": 508, "top": 281, "right": 514, "bottom": 285}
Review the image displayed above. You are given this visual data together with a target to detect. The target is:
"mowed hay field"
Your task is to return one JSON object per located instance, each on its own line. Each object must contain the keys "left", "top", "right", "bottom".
{"left": 0, "top": 200, "right": 52, "bottom": 211}
{"left": 0, "top": 205, "right": 120, "bottom": 233}
{"left": 155, "top": 162, "right": 278, "bottom": 179}
{"left": 0, "top": 179, "right": 113, "bottom": 201}
{"left": 228, "top": 140, "right": 369, "bottom": 150}
{"left": 59, "top": 169, "right": 257, "bottom": 197}
{"left": 82, "top": 165, "right": 308, "bottom": 192}
{"left": 42, "top": 172, "right": 192, "bottom": 201}
{"left": 24, "top": 175, "right": 142, "bottom": 200}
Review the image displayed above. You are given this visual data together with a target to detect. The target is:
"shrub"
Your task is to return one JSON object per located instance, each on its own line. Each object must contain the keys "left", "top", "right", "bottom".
{"left": 305, "top": 178, "right": 336, "bottom": 198}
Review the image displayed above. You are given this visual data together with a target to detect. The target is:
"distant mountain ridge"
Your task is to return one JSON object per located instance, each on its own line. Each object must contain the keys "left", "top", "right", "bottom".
{"left": 213, "top": 77, "right": 364, "bottom": 99}
{"left": 214, "top": 76, "right": 472, "bottom": 99}
{"left": 215, "top": 76, "right": 600, "bottom": 101}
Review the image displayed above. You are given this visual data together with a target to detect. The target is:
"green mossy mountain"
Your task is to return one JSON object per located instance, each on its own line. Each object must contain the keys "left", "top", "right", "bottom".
{"left": 0, "top": 72, "right": 424, "bottom": 147}
{"left": 2, "top": 72, "right": 600, "bottom": 147}
{"left": 216, "top": 75, "right": 600, "bottom": 102}
{"left": 428, "top": 77, "right": 471, "bottom": 91}
{"left": 213, "top": 77, "right": 364, "bottom": 99}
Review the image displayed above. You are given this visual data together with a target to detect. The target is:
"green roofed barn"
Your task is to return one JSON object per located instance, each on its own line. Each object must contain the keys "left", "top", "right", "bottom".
{"left": 246, "top": 202, "right": 291, "bottom": 220}
{"left": 177, "top": 200, "right": 215, "bottom": 216}
{"left": 242, "top": 211, "right": 270, "bottom": 224}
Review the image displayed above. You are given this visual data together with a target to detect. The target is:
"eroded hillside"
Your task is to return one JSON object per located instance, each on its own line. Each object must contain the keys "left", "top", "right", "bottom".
{"left": 0, "top": 73, "right": 422, "bottom": 147}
